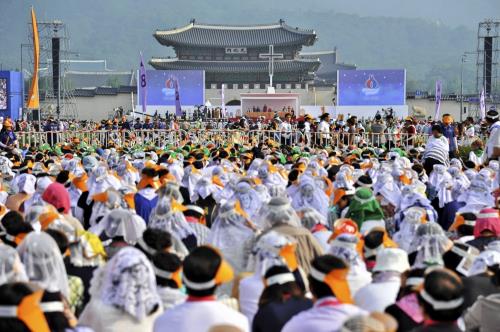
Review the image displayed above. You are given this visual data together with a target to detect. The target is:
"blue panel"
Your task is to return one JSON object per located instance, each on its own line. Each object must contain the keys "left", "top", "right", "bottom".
{"left": 337, "top": 69, "right": 406, "bottom": 106}
{"left": 138, "top": 70, "right": 205, "bottom": 106}
{"left": 0, "top": 71, "right": 23, "bottom": 120}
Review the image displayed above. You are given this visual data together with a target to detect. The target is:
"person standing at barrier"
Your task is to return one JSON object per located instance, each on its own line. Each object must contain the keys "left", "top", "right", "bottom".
{"left": 303, "top": 114, "right": 313, "bottom": 146}
{"left": 319, "top": 113, "right": 330, "bottom": 147}
{"left": 44, "top": 117, "right": 59, "bottom": 146}
{"left": 384, "top": 114, "right": 397, "bottom": 150}
{"left": 279, "top": 113, "right": 292, "bottom": 146}
{"left": 441, "top": 114, "right": 458, "bottom": 159}
{"left": 370, "top": 113, "right": 386, "bottom": 147}
{"left": 120, "top": 116, "right": 130, "bottom": 130}
{"left": 402, "top": 116, "right": 416, "bottom": 149}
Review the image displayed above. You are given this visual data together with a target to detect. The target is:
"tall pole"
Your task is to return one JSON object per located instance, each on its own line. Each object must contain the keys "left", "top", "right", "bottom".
{"left": 20, "top": 44, "right": 23, "bottom": 113}
{"left": 460, "top": 54, "right": 465, "bottom": 122}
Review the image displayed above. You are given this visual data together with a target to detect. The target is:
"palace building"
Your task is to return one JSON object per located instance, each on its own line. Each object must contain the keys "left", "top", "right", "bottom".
{"left": 150, "top": 19, "right": 322, "bottom": 87}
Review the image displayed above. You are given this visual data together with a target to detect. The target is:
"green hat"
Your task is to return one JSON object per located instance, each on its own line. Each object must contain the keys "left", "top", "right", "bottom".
{"left": 40, "top": 143, "right": 51, "bottom": 152}
{"left": 346, "top": 188, "right": 385, "bottom": 228}
{"left": 53, "top": 146, "right": 63, "bottom": 156}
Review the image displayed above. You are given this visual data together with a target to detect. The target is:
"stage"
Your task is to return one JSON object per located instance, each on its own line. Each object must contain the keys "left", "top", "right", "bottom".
{"left": 240, "top": 92, "right": 300, "bottom": 118}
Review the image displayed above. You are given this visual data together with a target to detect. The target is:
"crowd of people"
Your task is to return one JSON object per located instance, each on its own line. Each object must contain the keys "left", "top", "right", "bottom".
{"left": 0, "top": 106, "right": 499, "bottom": 331}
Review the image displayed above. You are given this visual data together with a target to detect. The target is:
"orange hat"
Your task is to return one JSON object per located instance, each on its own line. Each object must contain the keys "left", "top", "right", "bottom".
{"left": 153, "top": 266, "right": 182, "bottom": 288}
{"left": 333, "top": 188, "right": 356, "bottom": 205}
{"left": 182, "top": 246, "right": 234, "bottom": 290}
{"left": 329, "top": 219, "right": 360, "bottom": 242}
{"left": 310, "top": 266, "right": 353, "bottom": 304}
{"left": 137, "top": 174, "right": 160, "bottom": 190}
{"left": 0, "top": 290, "right": 50, "bottom": 332}
{"left": 72, "top": 174, "right": 88, "bottom": 192}
{"left": 279, "top": 243, "right": 299, "bottom": 271}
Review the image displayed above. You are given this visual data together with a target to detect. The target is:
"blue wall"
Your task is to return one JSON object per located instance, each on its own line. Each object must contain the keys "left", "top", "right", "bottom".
{"left": 0, "top": 71, "right": 23, "bottom": 120}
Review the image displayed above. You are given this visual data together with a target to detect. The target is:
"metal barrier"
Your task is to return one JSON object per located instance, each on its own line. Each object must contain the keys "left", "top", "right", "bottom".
{"left": 16, "top": 129, "right": 434, "bottom": 150}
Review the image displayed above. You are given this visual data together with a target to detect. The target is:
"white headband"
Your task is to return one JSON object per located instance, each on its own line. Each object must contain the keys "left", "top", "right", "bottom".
{"left": 0, "top": 301, "right": 64, "bottom": 317}
{"left": 420, "top": 289, "right": 463, "bottom": 310}
{"left": 0, "top": 306, "right": 17, "bottom": 317}
{"left": 405, "top": 277, "right": 424, "bottom": 287}
{"left": 40, "top": 301, "right": 64, "bottom": 313}
{"left": 352, "top": 194, "right": 376, "bottom": 205}
{"left": 265, "top": 273, "right": 295, "bottom": 286}
{"left": 477, "top": 212, "right": 500, "bottom": 219}
{"left": 309, "top": 266, "right": 326, "bottom": 282}
{"left": 182, "top": 276, "right": 217, "bottom": 290}
{"left": 153, "top": 265, "right": 175, "bottom": 279}
{"left": 137, "top": 237, "right": 157, "bottom": 256}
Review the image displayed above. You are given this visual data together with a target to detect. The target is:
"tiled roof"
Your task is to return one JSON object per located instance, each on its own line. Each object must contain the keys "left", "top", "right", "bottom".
{"left": 72, "top": 86, "right": 136, "bottom": 97}
{"left": 149, "top": 58, "right": 320, "bottom": 73}
{"left": 154, "top": 20, "right": 316, "bottom": 48}
{"left": 95, "top": 87, "right": 118, "bottom": 95}
{"left": 73, "top": 89, "right": 95, "bottom": 97}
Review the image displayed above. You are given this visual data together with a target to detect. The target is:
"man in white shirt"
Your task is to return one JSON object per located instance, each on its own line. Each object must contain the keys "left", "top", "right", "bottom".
{"left": 282, "top": 255, "right": 367, "bottom": 332}
{"left": 279, "top": 113, "right": 293, "bottom": 145}
{"left": 318, "top": 113, "right": 331, "bottom": 147}
{"left": 153, "top": 246, "right": 248, "bottom": 332}
{"left": 485, "top": 108, "right": 500, "bottom": 161}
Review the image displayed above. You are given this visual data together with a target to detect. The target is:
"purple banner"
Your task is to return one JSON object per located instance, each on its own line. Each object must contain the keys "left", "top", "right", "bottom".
{"left": 139, "top": 52, "right": 147, "bottom": 114}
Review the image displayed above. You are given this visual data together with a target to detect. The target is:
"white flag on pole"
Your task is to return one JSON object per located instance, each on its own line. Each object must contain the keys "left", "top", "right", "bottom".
{"left": 480, "top": 86, "right": 486, "bottom": 120}
{"left": 221, "top": 84, "right": 225, "bottom": 118}
{"left": 434, "top": 80, "right": 442, "bottom": 121}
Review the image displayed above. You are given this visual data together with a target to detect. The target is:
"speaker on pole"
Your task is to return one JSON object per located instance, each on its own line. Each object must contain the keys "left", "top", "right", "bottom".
{"left": 51, "top": 37, "right": 60, "bottom": 117}
{"left": 484, "top": 36, "right": 493, "bottom": 95}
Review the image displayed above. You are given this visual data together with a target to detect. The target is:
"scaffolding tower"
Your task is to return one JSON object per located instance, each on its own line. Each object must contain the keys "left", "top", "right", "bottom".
{"left": 476, "top": 20, "right": 500, "bottom": 102}
{"left": 26, "top": 19, "right": 78, "bottom": 119}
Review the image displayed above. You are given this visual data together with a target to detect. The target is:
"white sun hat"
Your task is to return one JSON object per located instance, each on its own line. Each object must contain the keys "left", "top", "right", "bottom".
{"left": 373, "top": 248, "right": 410, "bottom": 273}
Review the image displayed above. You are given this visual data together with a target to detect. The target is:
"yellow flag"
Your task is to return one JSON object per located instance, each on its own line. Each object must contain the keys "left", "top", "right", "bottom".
{"left": 27, "top": 7, "right": 40, "bottom": 109}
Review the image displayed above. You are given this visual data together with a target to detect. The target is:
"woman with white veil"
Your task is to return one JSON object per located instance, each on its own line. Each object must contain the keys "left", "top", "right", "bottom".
{"left": 258, "top": 197, "right": 324, "bottom": 273}
{"left": 17, "top": 231, "right": 69, "bottom": 299}
{"left": 90, "top": 209, "right": 147, "bottom": 258}
{"left": 228, "top": 180, "right": 263, "bottom": 222}
{"left": 149, "top": 184, "right": 198, "bottom": 251}
{"left": 0, "top": 243, "right": 28, "bottom": 285}
{"left": 290, "top": 177, "right": 329, "bottom": 219}
{"left": 208, "top": 201, "right": 257, "bottom": 277}
{"left": 79, "top": 247, "right": 162, "bottom": 332}
{"left": 329, "top": 234, "right": 372, "bottom": 295}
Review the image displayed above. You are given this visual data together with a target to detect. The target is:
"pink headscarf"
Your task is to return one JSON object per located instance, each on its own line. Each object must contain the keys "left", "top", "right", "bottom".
{"left": 42, "top": 182, "right": 71, "bottom": 214}
{"left": 474, "top": 208, "right": 500, "bottom": 238}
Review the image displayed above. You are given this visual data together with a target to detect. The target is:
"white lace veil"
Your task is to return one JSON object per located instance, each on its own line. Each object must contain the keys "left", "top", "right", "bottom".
{"left": 246, "top": 231, "right": 293, "bottom": 276}
{"left": 258, "top": 197, "right": 302, "bottom": 229}
{"left": 17, "top": 232, "right": 69, "bottom": 298}
{"left": 90, "top": 209, "right": 146, "bottom": 245}
{"left": 290, "top": 177, "right": 329, "bottom": 219}
{"left": 148, "top": 196, "right": 196, "bottom": 240}
{"left": 208, "top": 202, "right": 255, "bottom": 273}
{"left": 99, "top": 247, "right": 161, "bottom": 320}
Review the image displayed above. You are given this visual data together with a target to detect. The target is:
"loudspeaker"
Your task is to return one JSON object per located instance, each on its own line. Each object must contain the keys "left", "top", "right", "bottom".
{"left": 31, "top": 109, "right": 41, "bottom": 122}
{"left": 484, "top": 36, "right": 493, "bottom": 95}
{"left": 51, "top": 37, "right": 60, "bottom": 97}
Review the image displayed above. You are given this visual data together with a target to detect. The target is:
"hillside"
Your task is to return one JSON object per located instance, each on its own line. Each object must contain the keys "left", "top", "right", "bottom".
{"left": 0, "top": 0, "right": 495, "bottom": 93}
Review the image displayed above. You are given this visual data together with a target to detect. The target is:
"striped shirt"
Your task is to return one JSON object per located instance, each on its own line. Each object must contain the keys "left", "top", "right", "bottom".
{"left": 423, "top": 136, "right": 450, "bottom": 166}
